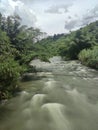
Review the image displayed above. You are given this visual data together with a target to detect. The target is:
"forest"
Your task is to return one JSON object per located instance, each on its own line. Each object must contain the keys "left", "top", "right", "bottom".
{"left": 0, "top": 13, "right": 98, "bottom": 100}
{"left": 36, "top": 21, "right": 98, "bottom": 69}
{"left": 0, "top": 13, "right": 45, "bottom": 100}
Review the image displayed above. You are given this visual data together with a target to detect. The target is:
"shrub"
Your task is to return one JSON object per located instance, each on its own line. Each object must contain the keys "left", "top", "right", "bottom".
{"left": 0, "top": 57, "right": 23, "bottom": 99}
{"left": 78, "top": 46, "right": 98, "bottom": 69}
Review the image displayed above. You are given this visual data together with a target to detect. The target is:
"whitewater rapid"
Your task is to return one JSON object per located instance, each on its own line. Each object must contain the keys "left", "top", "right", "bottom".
{"left": 0, "top": 57, "right": 98, "bottom": 130}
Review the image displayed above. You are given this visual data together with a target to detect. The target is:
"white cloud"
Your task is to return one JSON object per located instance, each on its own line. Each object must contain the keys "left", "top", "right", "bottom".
{"left": 0, "top": 0, "right": 14, "bottom": 15}
{"left": 14, "top": 3, "right": 37, "bottom": 27}
{"left": 45, "top": 4, "right": 72, "bottom": 14}
{"left": 65, "top": 19, "right": 79, "bottom": 30}
{"left": 81, "top": 6, "right": 98, "bottom": 26}
{"left": 64, "top": 2, "right": 98, "bottom": 31}
{"left": 0, "top": 0, "right": 37, "bottom": 27}
{"left": 1, "top": 0, "right": 98, "bottom": 35}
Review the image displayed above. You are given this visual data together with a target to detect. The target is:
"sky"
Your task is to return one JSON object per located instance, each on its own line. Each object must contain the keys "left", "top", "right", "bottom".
{"left": 0, "top": 0, "right": 98, "bottom": 35}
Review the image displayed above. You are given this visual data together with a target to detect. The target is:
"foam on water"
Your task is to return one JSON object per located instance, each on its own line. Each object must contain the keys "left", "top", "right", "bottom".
{"left": 20, "top": 91, "right": 29, "bottom": 102}
{"left": 41, "top": 103, "right": 71, "bottom": 130}
{"left": 0, "top": 58, "right": 98, "bottom": 130}
{"left": 30, "top": 94, "right": 46, "bottom": 108}
{"left": 43, "top": 80, "right": 57, "bottom": 93}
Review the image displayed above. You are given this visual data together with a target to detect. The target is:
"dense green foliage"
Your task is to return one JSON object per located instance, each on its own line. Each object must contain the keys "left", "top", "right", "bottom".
{"left": 78, "top": 46, "right": 98, "bottom": 69}
{"left": 36, "top": 21, "right": 98, "bottom": 69}
{"left": 0, "top": 13, "right": 44, "bottom": 100}
{"left": 0, "top": 57, "right": 22, "bottom": 99}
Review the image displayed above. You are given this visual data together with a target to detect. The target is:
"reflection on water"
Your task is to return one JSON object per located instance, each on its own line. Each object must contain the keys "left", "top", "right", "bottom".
{"left": 0, "top": 57, "right": 98, "bottom": 130}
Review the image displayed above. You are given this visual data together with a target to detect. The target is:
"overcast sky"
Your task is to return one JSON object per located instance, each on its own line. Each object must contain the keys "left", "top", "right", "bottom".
{"left": 0, "top": 0, "right": 98, "bottom": 35}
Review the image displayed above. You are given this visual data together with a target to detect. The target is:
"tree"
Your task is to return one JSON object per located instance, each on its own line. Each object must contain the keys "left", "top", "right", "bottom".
{"left": 6, "top": 15, "right": 21, "bottom": 43}
{"left": 0, "top": 29, "right": 11, "bottom": 55}
{"left": 0, "top": 57, "right": 22, "bottom": 99}
{"left": 78, "top": 46, "right": 98, "bottom": 69}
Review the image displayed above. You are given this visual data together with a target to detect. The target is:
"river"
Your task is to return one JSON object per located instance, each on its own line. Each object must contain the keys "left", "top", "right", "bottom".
{"left": 0, "top": 56, "right": 98, "bottom": 130}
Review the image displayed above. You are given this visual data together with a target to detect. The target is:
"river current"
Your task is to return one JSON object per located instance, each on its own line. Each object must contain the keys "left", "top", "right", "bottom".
{"left": 0, "top": 56, "right": 98, "bottom": 130}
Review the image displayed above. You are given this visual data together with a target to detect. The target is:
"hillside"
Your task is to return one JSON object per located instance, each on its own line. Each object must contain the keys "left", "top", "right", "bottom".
{"left": 34, "top": 21, "right": 98, "bottom": 69}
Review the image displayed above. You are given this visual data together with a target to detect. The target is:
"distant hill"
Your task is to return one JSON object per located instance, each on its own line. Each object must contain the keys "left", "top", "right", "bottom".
{"left": 34, "top": 21, "right": 98, "bottom": 69}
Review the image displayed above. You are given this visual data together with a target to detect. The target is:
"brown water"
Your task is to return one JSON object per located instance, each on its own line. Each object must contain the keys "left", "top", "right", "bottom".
{"left": 0, "top": 57, "right": 98, "bottom": 130}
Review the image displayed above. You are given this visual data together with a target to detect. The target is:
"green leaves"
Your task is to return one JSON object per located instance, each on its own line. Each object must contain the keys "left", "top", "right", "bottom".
{"left": 0, "top": 57, "right": 23, "bottom": 99}
{"left": 0, "top": 57, "right": 22, "bottom": 87}
{"left": 78, "top": 46, "right": 98, "bottom": 69}
{"left": 0, "top": 13, "right": 44, "bottom": 99}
